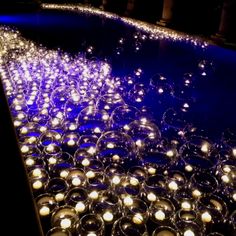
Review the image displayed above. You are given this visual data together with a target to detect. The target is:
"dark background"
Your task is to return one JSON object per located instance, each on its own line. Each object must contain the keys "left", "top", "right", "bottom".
{"left": 0, "top": 0, "right": 236, "bottom": 44}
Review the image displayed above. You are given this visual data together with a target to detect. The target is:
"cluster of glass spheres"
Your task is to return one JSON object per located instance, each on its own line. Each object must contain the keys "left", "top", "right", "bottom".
{"left": 0, "top": 26, "right": 236, "bottom": 236}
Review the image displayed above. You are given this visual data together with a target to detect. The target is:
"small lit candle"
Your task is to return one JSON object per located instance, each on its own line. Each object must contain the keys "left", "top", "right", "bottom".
{"left": 87, "top": 147, "right": 96, "bottom": 155}
{"left": 112, "top": 154, "right": 120, "bottom": 161}
{"left": 181, "top": 201, "right": 191, "bottom": 210}
{"left": 132, "top": 213, "right": 143, "bottom": 224}
{"left": 233, "top": 193, "right": 236, "bottom": 201}
{"left": 135, "top": 140, "right": 143, "bottom": 147}
{"left": 75, "top": 201, "right": 85, "bottom": 213}
{"left": 147, "top": 192, "right": 156, "bottom": 202}
{"left": 55, "top": 134, "right": 61, "bottom": 140}
{"left": 48, "top": 157, "right": 57, "bottom": 165}
{"left": 148, "top": 167, "right": 156, "bottom": 175}
{"left": 72, "top": 177, "right": 81, "bottom": 186}
{"left": 94, "top": 127, "right": 101, "bottom": 133}
{"left": 107, "top": 143, "right": 114, "bottom": 149}
{"left": 184, "top": 229, "right": 195, "bottom": 236}
{"left": 33, "top": 180, "right": 43, "bottom": 189}
{"left": 102, "top": 114, "right": 109, "bottom": 120}
{"left": 39, "top": 206, "right": 50, "bottom": 216}
{"left": 166, "top": 150, "right": 174, "bottom": 157}
{"left": 112, "top": 176, "right": 121, "bottom": 185}
{"left": 60, "top": 218, "right": 71, "bottom": 229}
{"left": 89, "top": 191, "right": 99, "bottom": 200}
{"left": 82, "top": 158, "right": 90, "bottom": 167}
{"left": 69, "top": 124, "right": 77, "bottom": 131}
{"left": 86, "top": 171, "right": 95, "bottom": 178}
{"left": 168, "top": 181, "right": 178, "bottom": 191}
{"left": 221, "top": 175, "right": 230, "bottom": 183}
{"left": 87, "top": 233, "right": 96, "bottom": 236}
{"left": 33, "top": 168, "right": 42, "bottom": 177}
{"left": 67, "top": 139, "right": 75, "bottom": 146}
{"left": 201, "top": 143, "right": 209, "bottom": 153}
{"left": 223, "top": 166, "right": 231, "bottom": 173}
{"left": 123, "top": 124, "right": 130, "bottom": 131}
{"left": 20, "top": 127, "right": 28, "bottom": 134}
{"left": 192, "top": 189, "right": 201, "bottom": 198}
{"left": 123, "top": 196, "right": 133, "bottom": 206}
{"left": 185, "top": 165, "right": 193, "bottom": 172}
{"left": 103, "top": 211, "right": 114, "bottom": 222}
{"left": 155, "top": 210, "right": 165, "bottom": 221}
{"left": 130, "top": 177, "right": 139, "bottom": 186}
{"left": 25, "top": 158, "right": 34, "bottom": 166}
{"left": 232, "top": 148, "right": 236, "bottom": 157}
{"left": 46, "top": 144, "right": 54, "bottom": 152}
{"left": 55, "top": 193, "right": 64, "bottom": 202}
{"left": 201, "top": 211, "right": 212, "bottom": 223}
{"left": 21, "top": 145, "right": 29, "bottom": 153}
{"left": 60, "top": 170, "right": 69, "bottom": 178}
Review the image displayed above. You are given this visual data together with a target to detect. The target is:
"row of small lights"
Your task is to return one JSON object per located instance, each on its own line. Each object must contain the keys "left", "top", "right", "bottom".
{"left": 42, "top": 3, "right": 208, "bottom": 48}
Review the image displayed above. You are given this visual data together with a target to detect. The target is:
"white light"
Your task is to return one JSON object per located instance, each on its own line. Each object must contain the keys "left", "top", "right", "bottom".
{"left": 20, "top": 127, "right": 28, "bottom": 134}
{"left": 233, "top": 148, "right": 236, "bottom": 157}
{"left": 192, "top": 189, "right": 201, "bottom": 198}
{"left": 112, "top": 154, "right": 120, "bottom": 161}
{"left": 94, "top": 127, "right": 101, "bottom": 133}
{"left": 107, "top": 143, "right": 114, "bottom": 149}
{"left": 82, "top": 158, "right": 90, "bottom": 166}
{"left": 123, "top": 196, "right": 133, "bottom": 206}
{"left": 201, "top": 143, "right": 209, "bottom": 153}
{"left": 201, "top": 211, "right": 212, "bottom": 223}
{"left": 60, "top": 170, "right": 69, "bottom": 178}
{"left": 67, "top": 139, "right": 75, "bottom": 146}
{"left": 221, "top": 175, "right": 230, "bottom": 183}
{"left": 86, "top": 170, "right": 95, "bottom": 178}
{"left": 72, "top": 177, "right": 81, "bottom": 186}
{"left": 25, "top": 158, "right": 34, "bottom": 166}
{"left": 185, "top": 165, "right": 193, "bottom": 172}
{"left": 112, "top": 176, "right": 121, "bottom": 185}
{"left": 75, "top": 201, "right": 85, "bottom": 213}
{"left": 102, "top": 114, "right": 109, "bottom": 120}
{"left": 55, "top": 193, "right": 64, "bottom": 202}
{"left": 32, "top": 168, "right": 42, "bottom": 177}
{"left": 21, "top": 145, "right": 29, "bottom": 153}
{"left": 223, "top": 166, "right": 231, "bottom": 173}
{"left": 233, "top": 193, "right": 236, "bottom": 201}
{"left": 168, "top": 181, "right": 178, "bottom": 191}
{"left": 46, "top": 144, "right": 54, "bottom": 152}
{"left": 103, "top": 211, "right": 114, "bottom": 222}
{"left": 49, "top": 157, "right": 57, "bottom": 165}
{"left": 181, "top": 201, "right": 191, "bottom": 210}
{"left": 123, "top": 124, "right": 130, "bottom": 131}
{"left": 132, "top": 213, "right": 143, "bottom": 224}
{"left": 184, "top": 230, "right": 195, "bottom": 236}
{"left": 89, "top": 191, "right": 99, "bottom": 200}
{"left": 135, "top": 140, "right": 143, "bottom": 147}
{"left": 147, "top": 192, "right": 156, "bottom": 202}
{"left": 148, "top": 167, "right": 156, "bottom": 174}
{"left": 33, "top": 180, "right": 43, "bottom": 189}
{"left": 60, "top": 218, "right": 71, "bottom": 229}
{"left": 69, "top": 124, "right": 76, "bottom": 130}
{"left": 158, "top": 88, "right": 164, "bottom": 94}
{"left": 130, "top": 177, "right": 139, "bottom": 186}
{"left": 154, "top": 210, "right": 165, "bottom": 221}
{"left": 39, "top": 206, "right": 50, "bottom": 216}
{"left": 166, "top": 150, "right": 174, "bottom": 157}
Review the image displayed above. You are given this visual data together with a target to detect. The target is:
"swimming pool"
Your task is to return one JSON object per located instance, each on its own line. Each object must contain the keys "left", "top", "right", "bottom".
{"left": 0, "top": 4, "right": 236, "bottom": 236}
